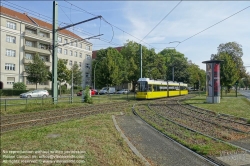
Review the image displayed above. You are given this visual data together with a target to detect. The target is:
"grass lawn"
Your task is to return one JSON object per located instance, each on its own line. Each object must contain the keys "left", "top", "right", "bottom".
{"left": 0, "top": 94, "right": 136, "bottom": 115}
{"left": 1, "top": 112, "right": 144, "bottom": 166}
{"left": 184, "top": 93, "right": 250, "bottom": 120}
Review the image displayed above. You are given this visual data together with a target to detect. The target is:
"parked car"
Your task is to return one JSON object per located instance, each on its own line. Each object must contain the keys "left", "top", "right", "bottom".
{"left": 20, "top": 90, "right": 49, "bottom": 98}
{"left": 116, "top": 89, "right": 130, "bottom": 94}
{"left": 77, "top": 89, "right": 97, "bottom": 96}
{"left": 99, "top": 87, "right": 116, "bottom": 95}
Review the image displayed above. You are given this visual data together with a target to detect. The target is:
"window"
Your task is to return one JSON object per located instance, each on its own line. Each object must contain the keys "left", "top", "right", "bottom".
{"left": 73, "top": 42, "right": 77, "bottom": 47}
{"left": 85, "top": 45, "right": 90, "bottom": 50}
{"left": 26, "top": 80, "right": 34, "bottom": 85}
{"left": 58, "top": 48, "right": 62, "bottom": 54}
{"left": 40, "top": 56, "right": 46, "bottom": 61}
{"left": 70, "top": 50, "right": 73, "bottom": 56}
{"left": 64, "top": 49, "right": 67, "bottom": 55}
{"left": 79, "top": 53, "right": 82, "bottom": 58}
{"left": 39, "top": 32, "right": 47, "bottom": 38}
{"left": 74, "top": 52, "right": 77, "bottom": 57}
{"left": 25, "top": 53, "right": 33, "bottom": 60}
{"left": 64, "top": 39, "right": 68, "bottom": 44}
{"left": 58, "top": 37, "right": 62, "bottom": 43}
{"left": 86, "top": 73, "right": 90, "bottom": 78}
{"left": 6, "top": 49, "right": 16, "bottom": 57}
{"left": 86, "top": 63, "right": 90, "bottom": 69}
{"left": 5, "top": 63, "right": 15, "bottom": 71}
{"left": 7, "top": 77, "right": 15, "bottom": 85}
{"left": 79, "top": 62, "right": 82, "bottom": 67}
{"left": 70, "top": 41, "right": 73, "bottom": 46}
{"left": 79, "top": 43, "right": 82, "bottom": 48}
{"left": 74, "top": 61, "right": 77, "bottom": 65}
{"left": 25, "top": 40, "right": 33, "bottom": 47}
{"left": 39, "top": 43, "right": 48, "bottom": 50}
{"left": 69, "top": 60, "right": 72, "bottom": 66}
{"left": 6, "top": 35, "right": 16, "bottom": 43}
{"left": 25, "top": 28, "right": 35, "bottom": 34}
{"left": 7, "top": 21, "right": 16, "bottom": 30}
{"left": 86, "top": 54, "right": 91, "bottom": 60}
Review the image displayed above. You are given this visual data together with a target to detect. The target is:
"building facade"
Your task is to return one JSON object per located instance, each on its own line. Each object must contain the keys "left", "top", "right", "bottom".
{"left": 0, "top": 6, "right": 93, "bottom": 90}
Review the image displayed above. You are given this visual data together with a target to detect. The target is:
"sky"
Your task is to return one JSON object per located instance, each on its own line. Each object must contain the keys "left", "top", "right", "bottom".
{"left": 2, "top": 1, "right": 250, "bottom": 73}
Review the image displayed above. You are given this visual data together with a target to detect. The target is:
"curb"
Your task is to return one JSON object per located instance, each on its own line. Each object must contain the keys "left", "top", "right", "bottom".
{"left": 112, "top": 115, "right": 151, "bottom": 166}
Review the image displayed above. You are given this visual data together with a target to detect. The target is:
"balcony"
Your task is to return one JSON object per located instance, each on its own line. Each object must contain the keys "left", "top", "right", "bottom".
{"left": 24, "top": 32, "right": 51, "bottom": 43}
{"left": 23, "top": 58, "right": 52, "bottom": 67}
{"left": 24, "top": 45, "right": 51, "bottom": 55}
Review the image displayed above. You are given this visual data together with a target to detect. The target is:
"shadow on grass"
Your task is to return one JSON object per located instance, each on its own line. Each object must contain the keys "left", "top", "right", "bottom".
{"left": 187, "top": 98, "right": 206, "bottom": 101}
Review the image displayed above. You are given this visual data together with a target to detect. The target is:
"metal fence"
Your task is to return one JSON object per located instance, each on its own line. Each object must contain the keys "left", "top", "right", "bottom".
{"left": 0, "top": 93, "right": 136, "bottom": 112}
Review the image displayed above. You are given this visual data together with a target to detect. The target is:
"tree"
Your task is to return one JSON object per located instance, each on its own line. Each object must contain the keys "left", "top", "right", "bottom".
{"left": 212, "top": 52, "right": 238, "bottom": 93}
{"left": 26, "top": 53, "right": 48, "bottom": 89}
{"left": 13, "top": 82, "right": 26, "bottom": 90}
{"left": 188, "top": 63, "right": 206, "bottom": 90}
{"left": 94, "top": 47, "right": 125, "bottom": 88}
{"left": 69, "top": 63, "right": 82, "bottom": 87}
{"left": 159, "top": 49, "right": 190, "bottom": 82}
{"left": 48, "top": 59, "right": 70, "bottom": 95}
{"left": 120, "top": 41, "right": 143, "bottom": 91}
{"left": 211, "top": 42, "right": 245, "bottom": 78}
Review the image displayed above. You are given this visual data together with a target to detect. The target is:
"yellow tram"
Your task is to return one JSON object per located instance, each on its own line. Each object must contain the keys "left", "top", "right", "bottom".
{"left": 136, "top": 78, "right": 188, "bottom": 99}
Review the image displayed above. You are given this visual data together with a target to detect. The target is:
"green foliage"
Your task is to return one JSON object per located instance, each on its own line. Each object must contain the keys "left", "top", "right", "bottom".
{"left": 84, "top": 86, "right": 93, "bottom": 104}
{"left": 212, "top": 52, "right": 238, "bottom": 90}
{"left": 188, "top": 63, "right": 206, "bottom": 90}
{"left": 26, "top": 53, "right": 48, "bottom": 89}
{"left": 212, "top": 42, "right": 246, "bottom": 79}
{"left": 1, "top": 90, "right": 29, "bottom": 96}
{"left": 93, "top": 47, "right": 124, "bottom": 88}
{"left": 159, "top": 49, "right": 190, "bottom": 82}
{"left": 13, "top": 82, "right": 26, "bottom": 90}
{"left": 48, "top": 59, "right": 70, "bottom": 96}
{"left": 69, "top": 63, "right": 82, "bottom": 86}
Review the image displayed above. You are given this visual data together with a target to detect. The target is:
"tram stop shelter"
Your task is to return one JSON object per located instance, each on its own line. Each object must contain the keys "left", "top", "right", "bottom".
{"left": 202, "top": 60, "right": 223, "bottom": 103}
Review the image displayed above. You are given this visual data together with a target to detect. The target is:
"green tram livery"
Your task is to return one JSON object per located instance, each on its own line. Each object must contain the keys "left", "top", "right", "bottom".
{"left": 136, "top": 78, "right": 188, "bottom": 99}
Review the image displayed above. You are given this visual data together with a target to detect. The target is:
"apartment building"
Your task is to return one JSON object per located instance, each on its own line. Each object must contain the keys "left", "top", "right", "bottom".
{"left": 0, "top": 6, "right": 93, "bottom": 90}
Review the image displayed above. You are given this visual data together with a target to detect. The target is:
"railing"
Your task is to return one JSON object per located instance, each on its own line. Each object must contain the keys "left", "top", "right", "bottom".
{"left": 0, "top": 93, "right": 136, "bottom": 113}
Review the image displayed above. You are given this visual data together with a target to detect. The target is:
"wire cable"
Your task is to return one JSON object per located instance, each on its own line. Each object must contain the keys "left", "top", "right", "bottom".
{"left": 176, "top": 5, "right": 250, "bottom": 48}
{"left": 140, "top": 0, "right": 182, "bottom": 43}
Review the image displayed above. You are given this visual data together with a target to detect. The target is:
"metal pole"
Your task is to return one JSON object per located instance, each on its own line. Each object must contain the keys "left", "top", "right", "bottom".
{"left": 52, "top": 1, "right": 58, "bottom": 104}
{"left": 71, "top": 70, "right": 73, "bottom": 103}
{"left": 140, "top": 44, "right": 142, "bottom": 78}
{"left": 94, "top": 61, "right": 100, "bottom": 90}
{"left": 172, "top": 67, "right": 174, "bottom": 81}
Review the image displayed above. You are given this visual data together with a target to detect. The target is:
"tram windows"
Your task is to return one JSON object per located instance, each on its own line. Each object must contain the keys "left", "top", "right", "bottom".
{"left": 138, "top": 81, "right": 148, "bottom": 92}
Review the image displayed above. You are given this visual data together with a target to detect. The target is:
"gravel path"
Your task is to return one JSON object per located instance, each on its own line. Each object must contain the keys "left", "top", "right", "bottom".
{"left": 115, "top": 115, "right": 213, "bottom": 166}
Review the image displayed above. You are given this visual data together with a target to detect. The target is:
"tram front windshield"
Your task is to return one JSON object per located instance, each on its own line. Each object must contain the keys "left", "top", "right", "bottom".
{"left": 138, "top": 81, "right": 148, "bottom": 92}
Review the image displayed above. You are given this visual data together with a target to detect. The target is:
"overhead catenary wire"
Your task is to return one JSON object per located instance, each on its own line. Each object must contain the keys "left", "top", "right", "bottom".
{"left": 1, "top": 1, "right": 122, "bottom": 48}
{"left": 2, "top": 1, "right": 171, "bottom": 51}
{"left": 140, "top": 0, "right": 182, "bottom": 43}
{"left": 176, "top": 5, "right": 250, "bottom": 48}
{"left": 62, "top": 0, "right": 157, "bottom": 49}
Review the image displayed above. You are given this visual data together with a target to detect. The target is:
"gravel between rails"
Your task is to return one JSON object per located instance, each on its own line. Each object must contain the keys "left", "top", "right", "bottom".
{"left": 149, "top": 101, "right": 249, "bottom": 141}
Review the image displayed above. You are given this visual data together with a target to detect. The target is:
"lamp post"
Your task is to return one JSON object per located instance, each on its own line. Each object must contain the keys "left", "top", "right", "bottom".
{"left": 94, "top": 57, "right": 106, "bottom": 90}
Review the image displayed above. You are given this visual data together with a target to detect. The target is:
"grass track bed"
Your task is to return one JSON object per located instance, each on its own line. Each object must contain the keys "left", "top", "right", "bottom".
{"left": 134, "top": 104, "right": 240, "bottom": 156}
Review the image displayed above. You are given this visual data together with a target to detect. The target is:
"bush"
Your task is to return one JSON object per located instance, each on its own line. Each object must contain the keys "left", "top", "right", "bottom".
{"left": 84, "top": 86, "right": 93, "bottom": 104}
{"left": 2, "top": 89, "right": 29, "bottom": 96}
{"left": 13, "top": 82, "right": 26, "bottom": 90}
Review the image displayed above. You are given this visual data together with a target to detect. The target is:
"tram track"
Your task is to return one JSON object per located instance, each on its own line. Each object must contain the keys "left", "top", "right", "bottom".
{"left": 0, "top": 96, "right": 191, "bottom": 133}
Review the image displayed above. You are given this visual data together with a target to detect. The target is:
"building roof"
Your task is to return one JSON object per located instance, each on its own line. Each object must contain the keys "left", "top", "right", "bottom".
{"left": 0, "top": 5, "right": 83, "bottom": 40}
{"left": 92, "top": 46, "right": 123, "bottom": 59}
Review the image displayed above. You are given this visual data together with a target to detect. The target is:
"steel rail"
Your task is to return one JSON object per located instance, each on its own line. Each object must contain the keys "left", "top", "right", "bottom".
{"left": 132, "top": 103, "right": 221, "bottom": 166}
{"left": 146, "top": 103, "right": 250, "bottom": 153}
